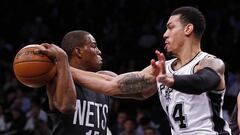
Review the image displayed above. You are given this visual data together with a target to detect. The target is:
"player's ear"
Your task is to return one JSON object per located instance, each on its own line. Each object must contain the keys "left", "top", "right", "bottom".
{"left": 184, "top": 23, "right": 193, "bottom": 36}
{"left": 73, "top": 47, "right": 83, "bottom": 59}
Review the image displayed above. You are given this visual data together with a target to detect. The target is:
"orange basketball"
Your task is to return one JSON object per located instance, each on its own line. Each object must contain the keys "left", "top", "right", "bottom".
{"left": 13, "top": 44, "right": 56, "bottom": 88}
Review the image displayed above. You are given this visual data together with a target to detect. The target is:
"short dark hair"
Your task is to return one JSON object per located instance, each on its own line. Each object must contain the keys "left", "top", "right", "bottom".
{"left": 61, "top": 30, "right": 90, "bottom": 58}
{"left": 171, "top": 6, "right": 206, "bottom": 39}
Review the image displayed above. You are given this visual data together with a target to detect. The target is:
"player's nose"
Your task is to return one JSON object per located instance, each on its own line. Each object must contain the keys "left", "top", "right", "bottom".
{"left": 96, "top": 47, "right": 102, "bottom": 55}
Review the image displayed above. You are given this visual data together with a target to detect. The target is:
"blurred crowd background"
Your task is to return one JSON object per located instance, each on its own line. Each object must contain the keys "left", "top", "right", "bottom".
{"left": 0, "top": 0, "right": 240, "bottom": 135}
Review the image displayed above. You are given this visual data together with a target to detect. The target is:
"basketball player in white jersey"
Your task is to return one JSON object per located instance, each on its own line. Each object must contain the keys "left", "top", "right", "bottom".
{"left": 69, "top": 6, "right": 231, "bottom": 134}
{"left": 155, "top": 6, "right": 231, "bottom": 134}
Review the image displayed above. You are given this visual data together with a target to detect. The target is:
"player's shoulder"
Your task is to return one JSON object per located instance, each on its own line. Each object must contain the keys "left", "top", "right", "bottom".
{"left": 199, "top": 53, "right": 225, "bottom": 74}
{"left": 201, "top": 53, "right": 225, "bottom": 66}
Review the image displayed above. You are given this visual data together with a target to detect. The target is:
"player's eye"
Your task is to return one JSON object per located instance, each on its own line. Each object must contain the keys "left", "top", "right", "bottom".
{"left": 91, "top": 43, "right": 97, "bottom": 48}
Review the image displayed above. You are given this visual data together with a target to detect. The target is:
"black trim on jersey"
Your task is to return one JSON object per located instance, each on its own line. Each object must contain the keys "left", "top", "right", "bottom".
{"left": 208, "top": 92, "right": 230, "bottom": 135}
{"left": 170, "top": 51, "right": 202, "bottom": 71}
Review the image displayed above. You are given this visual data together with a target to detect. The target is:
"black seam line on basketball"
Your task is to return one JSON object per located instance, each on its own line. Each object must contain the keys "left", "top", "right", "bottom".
{"left": 14, "top": 60, "right": 52, "bottom": 64}
{"left": 17, "top": 68, "right": 54, "bottom": 78}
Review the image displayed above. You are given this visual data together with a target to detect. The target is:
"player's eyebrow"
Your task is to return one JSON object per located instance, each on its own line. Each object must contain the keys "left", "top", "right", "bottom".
{"left": 166, "top": 22, "right": 172, "bottom": 28}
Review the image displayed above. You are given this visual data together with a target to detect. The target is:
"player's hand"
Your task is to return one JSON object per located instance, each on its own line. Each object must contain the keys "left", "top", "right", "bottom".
{"left": 155, "top": 50, "right": 174, "bottom": 87}
{"left": 144, "top": 50, "right": 162, "bottom": 77}
{"left": 36, "top": 43, "right": 68, "bottom": 62}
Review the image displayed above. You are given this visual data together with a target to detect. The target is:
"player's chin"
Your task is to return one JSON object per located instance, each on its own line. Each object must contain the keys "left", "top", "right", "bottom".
{"left": 165, "top": 49, "right": 173, "bottom": 56}
{"left": 165, "top": 46, "right": 172, "bottom": 53}
{"left": 97, "top": 61, "right": 103, "bottom": 69}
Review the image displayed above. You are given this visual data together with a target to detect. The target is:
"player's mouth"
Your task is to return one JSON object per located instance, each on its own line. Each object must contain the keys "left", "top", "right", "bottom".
{"left": 164, "top": 41, "right": 169, "bottom": 50}
{"left": 98, "top": 56, "right": 103, "bottom": 64}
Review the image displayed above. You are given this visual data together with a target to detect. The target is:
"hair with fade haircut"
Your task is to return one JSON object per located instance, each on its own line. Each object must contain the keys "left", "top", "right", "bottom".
{"left": 61, "top": 30, "right": 90, "bottom": 58}
{"left": 171, "top": 6, "right": 206, "bottom": 39}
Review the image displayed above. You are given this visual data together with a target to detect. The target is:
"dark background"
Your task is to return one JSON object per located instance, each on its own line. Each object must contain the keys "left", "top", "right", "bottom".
{"left": 0, "top": 0, "right": 240, "bottom": 134}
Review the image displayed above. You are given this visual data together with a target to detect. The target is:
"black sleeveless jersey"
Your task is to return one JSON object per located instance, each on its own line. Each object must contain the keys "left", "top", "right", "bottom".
{"left": 44, "top": 84, "right": 110, "bottom": 135}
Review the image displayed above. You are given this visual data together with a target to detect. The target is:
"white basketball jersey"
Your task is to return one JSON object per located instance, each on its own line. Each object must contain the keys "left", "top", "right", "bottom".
{"left": 157, "top": 52, "right": 231, "bottom": 135}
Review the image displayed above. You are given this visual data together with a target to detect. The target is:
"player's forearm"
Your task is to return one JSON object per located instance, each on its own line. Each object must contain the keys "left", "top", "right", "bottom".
{"left": 114, "top": 71, "right": 157, "bottom": 95}
{"left": 46, "top": 83, "right": 56, "bottom": 111}
{"left": 55, "top": 58, "right": 76, "bottom": 113}
{"left": 71, "top": 68, "right": 157, "bottom": 96}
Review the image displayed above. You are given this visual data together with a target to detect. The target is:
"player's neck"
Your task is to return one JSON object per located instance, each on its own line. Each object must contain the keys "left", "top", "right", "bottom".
{"left": 70, "top": 58, "right": 87, "bottom": 71}
{"left": 174, "top": 41, "right": 201, "bottom": 68}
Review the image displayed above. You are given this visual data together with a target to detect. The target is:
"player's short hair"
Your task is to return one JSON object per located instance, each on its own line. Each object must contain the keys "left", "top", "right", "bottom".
{"left": 61, "top": 30, "right": 90, "bottom": 58}
{"left": 171, "top": 6, "right": 206, "bottom": 39}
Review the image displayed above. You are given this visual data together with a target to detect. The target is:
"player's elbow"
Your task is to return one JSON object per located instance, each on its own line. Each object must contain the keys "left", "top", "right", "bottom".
{"left": 60, "top": 107, "right": 75, "bottom": 114}
{"left": 55, "top": 100, "right": 76, "bottom": 114}
{"left": 59, "top": 104, "right": 76, "bottom": 114}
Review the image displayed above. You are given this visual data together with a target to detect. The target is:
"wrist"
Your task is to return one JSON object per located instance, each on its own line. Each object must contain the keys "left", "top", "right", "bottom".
{"left": 157, "top": 73, "right": 174, "bottom": 87}
{"left": 165, "top": 73, "right": 174, "bottom": 87}
{"left": 56, "top": 52, "right": 68, "bottom": 62}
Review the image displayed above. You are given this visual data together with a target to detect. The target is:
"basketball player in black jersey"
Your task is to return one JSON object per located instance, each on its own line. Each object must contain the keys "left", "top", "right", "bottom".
{"left": 37, "top": 30, "right": 163, "bottom": 135}
{"left": 38, "top": 30, "right": 115, "bottom": 135}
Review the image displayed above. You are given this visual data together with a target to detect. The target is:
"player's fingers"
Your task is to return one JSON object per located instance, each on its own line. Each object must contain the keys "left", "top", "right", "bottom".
{"left": 40, "top": 43, "right": 52, "bottom": 48}
{"left": 33, "top": 45, "right": 47, "bottom": 55}
{"left": 40, "top": 43, "right": 61, "bottom": 53}
{"left": 151, "top": 59, "right": 162, "bottom": 71}
{"left": 160, "top": 60, "right": 166, "bottom": 74}
{"left": 161, "top": 53, "right": 166, "bottom": 61}
{"left": 50, "top": 43, "right": 59, "bottom": 47}
{"left": 34, "top": 47, "right": 56, "bottom": 61}
{"left": 155, "top": 50, "right": 162, "bottom": 61}
{"left": 160, "top": 53, "right": 166, "bottom": 74}
{"left": 151, "top": 59, "right": 157, "bottom": 68}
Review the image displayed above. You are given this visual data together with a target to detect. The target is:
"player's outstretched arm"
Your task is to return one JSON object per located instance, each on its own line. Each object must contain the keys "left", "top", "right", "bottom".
{"left": 39, "top": 43, "right": 76, "bottom": 113}
{"left": 71, "top": 50, "right": 162, "bottom": 100}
